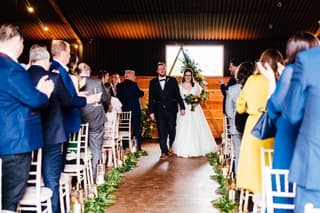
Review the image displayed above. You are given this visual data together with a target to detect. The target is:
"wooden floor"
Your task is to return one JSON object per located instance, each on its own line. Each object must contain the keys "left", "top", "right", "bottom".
{"left": 107, "top": 141, "right": 220, "bottom": 213}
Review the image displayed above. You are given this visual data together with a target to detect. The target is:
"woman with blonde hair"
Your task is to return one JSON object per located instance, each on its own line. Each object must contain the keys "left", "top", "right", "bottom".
{"left": 236, "top": 48, "right": 284, "bottom": 194}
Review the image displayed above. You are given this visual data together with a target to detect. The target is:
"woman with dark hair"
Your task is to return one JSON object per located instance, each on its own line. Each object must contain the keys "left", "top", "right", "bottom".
{"left": 266, "top": 32, "right": 319, "bottom": 170}
{"left": 172, "top": 68, "right": 216, "bottom": 157}
{"left": 225, "top": 62, "right": 254, "bottom": 175}
{"left": 236, "top": 48, "right": 284, "bottom": 194}
{"left": 263, "top": 32, "right": 319, "bottom": 212}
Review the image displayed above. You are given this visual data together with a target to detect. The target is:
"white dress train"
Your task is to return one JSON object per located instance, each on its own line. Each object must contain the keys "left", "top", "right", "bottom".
{"left": 172, "top": 83, "right": 217, "bottom": 157}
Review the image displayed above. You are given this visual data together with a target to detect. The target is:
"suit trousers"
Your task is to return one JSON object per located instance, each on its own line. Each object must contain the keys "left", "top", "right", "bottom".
{"left": 0, "top": 153, "right": 31, "bottom": 211}
{"left": 42, "top": 143, "right": 63, "bottom": 213}
{"left": 89, "top": 126, "right": 104, "bottom": 181}
{"left": 156, "top": 111, "right": 177, "bottom": 154}
{"left": 132, "top": 115, "right": 142, "bottom": 151}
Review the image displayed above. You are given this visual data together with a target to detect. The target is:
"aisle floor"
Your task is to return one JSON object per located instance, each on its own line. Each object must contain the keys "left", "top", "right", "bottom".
{"left": 106, "top": 142, "right": 220, "bottom": 213}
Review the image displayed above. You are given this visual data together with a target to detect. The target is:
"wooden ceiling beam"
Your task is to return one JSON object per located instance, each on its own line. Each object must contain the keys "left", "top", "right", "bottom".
{"left": 48, "top": 0, "right": 81, "bottom": 43}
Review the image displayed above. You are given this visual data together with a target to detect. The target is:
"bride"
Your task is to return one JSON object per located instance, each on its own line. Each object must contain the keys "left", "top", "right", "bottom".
{"left": 172, "top": 68, "right": 217, "bottom": 157}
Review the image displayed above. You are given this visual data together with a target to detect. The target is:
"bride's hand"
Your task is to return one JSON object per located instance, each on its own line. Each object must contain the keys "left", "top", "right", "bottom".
{"left": 180, "top": 109, "right": 185, "bottom": 116}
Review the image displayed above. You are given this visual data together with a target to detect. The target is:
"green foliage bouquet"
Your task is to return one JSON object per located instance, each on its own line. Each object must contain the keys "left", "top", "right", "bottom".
{"left": 184, "top": 93, "right": 203, "bottom": 111}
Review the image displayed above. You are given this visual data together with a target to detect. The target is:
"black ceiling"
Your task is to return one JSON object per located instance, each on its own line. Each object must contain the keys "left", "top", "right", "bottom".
{"left": 1, "top": 0, "right": 320, "bottom": 41}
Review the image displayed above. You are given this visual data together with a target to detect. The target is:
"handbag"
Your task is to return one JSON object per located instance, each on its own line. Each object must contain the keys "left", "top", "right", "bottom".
{"left": 235, "top": 112, "right": 249, "bottom": 133}
{"left": 251, "top": 111, "right": 276, "bottom": 139}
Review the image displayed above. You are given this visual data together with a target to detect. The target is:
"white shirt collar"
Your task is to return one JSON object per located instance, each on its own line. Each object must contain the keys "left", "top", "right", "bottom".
{"left": 0, "top": 48, "right": 18, "bottom": 63}
{"left": 53, "top": 59, "right": 69, "bottom": 72}
{"left": 158, "top": 76, "right": 166, "bottom": 80}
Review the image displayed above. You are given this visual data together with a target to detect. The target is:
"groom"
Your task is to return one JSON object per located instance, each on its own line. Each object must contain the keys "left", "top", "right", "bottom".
{"left": 148, "top": 62, "right": 185, "bottom": 160}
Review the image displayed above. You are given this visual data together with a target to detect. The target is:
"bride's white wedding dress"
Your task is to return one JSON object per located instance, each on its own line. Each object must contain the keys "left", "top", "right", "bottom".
{"left": 173, "top": 83, "right": 217, "bottom": 157}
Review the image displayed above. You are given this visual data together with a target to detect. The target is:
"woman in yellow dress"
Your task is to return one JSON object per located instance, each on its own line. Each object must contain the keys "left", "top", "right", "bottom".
{"left": 236, "top": 48, "right": 284, "bottom": 193}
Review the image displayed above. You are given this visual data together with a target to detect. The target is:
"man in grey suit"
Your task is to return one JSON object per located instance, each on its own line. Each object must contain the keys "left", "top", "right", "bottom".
{"left": 78, "top": 62, "right": 110, "bottom": 181}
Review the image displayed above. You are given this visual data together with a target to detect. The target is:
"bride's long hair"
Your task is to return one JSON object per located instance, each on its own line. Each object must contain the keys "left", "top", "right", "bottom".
{"left": 182, "top": 68, "right": 195, "bottom": 87}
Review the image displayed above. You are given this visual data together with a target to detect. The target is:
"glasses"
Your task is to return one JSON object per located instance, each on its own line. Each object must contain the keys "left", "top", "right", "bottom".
{"left": 184, "top": 74, "right": 192, "bottom": 76}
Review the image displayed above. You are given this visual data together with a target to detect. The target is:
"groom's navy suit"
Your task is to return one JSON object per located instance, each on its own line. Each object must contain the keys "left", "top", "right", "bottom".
{"left": 148, "top": 76, "right": 185, "bottom": 155}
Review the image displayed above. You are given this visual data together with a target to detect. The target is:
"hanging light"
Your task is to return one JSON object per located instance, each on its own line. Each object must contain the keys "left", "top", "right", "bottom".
{"left": 25, "top": 0, "right": 35, "bottom": 13}
{"left": 43, "top": 26, "right": 49, "bottom": 32}
{"left": 27, "top": 6, "right": 34, "bottom": 13}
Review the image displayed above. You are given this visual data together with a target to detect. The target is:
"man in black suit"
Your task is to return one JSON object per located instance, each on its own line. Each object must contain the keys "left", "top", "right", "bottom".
{"left": 117, "top": 70, "right": 144, "bottom": 151}
{"left": 148, "top": 62, "right": 185, "bottom": 160}
{"left": 28, "top": 44, "right": 72, "bottom": 213}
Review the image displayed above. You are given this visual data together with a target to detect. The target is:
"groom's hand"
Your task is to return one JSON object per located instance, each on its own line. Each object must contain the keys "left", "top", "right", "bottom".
{"left": 150, "top": 113, "right": 155, "bottom": 120}
{"left": 180, "top": 109, "right": 185, "bottom": 116}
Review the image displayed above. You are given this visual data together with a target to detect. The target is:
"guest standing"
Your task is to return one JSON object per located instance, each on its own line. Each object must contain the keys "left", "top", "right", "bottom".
{"left": 236, "top": 49, "right": 284, "bottom": 193}
{"left": 28, "top": 44, "right": 73, "bottom": 213}
{"left": 117, "top": 70, "right": 144, "bottom": 151}
{"left": 260, "top": 32, "right": 319, "bottom": 213}
{"left": 110, "top": 73, "right": 120, "bottom": 96}
{"left": 148, "top": 62, "right": 185, "bottom": 160}
{"left": 220, "top": 58, "right": 240, "bottom": 114}
{"left": 50, "top": 40, "right": 87, "bottom": 137}
{"left": 78, "top": 62, "right": 110, "bottom": 180}
{"left": 225, "top": 62, "right": 254, "bottom": 175}
{"left": 0, "top": 24, "right": 53, "bottom": 212}
{"left": 266, "top": 33, "right": 319, "bottom": 170}
{"left": 283, "top": 45, "right": 320, "bottom": 212}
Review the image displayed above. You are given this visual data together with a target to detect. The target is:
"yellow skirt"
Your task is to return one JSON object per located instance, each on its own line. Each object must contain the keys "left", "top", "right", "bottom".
{"left": 236, "top": 114, "right": 274, "bottom": 193}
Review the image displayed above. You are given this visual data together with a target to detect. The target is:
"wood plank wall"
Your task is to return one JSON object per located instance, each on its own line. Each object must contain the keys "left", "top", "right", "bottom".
{"left": 136, "top": 76, "right": 230, "bottom": 139}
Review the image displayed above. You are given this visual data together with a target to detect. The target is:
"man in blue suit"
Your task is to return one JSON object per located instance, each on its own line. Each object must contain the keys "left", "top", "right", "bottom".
{"left": 0, "top": 24, "right": 53, "bottom": 212}
{"left": 117, "top": 70, "right": 144, "bottom": 151}
{"left": 28, "top": 45, "right": 73, "bottom": 213}
{"left": 283, "top": 45, "right": 320, "bottom": 212}
{"left": 50, "top": 40, "right": 87, "bottom": 137}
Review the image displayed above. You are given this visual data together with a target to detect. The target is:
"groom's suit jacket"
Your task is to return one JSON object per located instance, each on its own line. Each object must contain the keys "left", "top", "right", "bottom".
{"left": 148, "top": 76, "right": 185, "bottom": 116}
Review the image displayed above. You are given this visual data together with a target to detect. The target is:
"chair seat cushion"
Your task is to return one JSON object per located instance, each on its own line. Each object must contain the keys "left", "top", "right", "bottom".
{"left": 19, "top": 186, "right": 53, "bottom": 203}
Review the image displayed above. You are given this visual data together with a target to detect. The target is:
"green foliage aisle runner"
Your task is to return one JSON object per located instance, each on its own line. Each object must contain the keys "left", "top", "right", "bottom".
{"left": 207, "top": 152, "right": 237, "bottom": 213}
{"left": 85, "top": 150, "right": 148, "bottom": 213}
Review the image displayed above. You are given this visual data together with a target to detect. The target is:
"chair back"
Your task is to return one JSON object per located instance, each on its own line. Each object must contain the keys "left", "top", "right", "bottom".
{"left": 255, "top": 148, "right": 274, "bottom": 213}
{"left": 28, "top": 149, "right": 43, "bottom": 197}
{"left": 118, "top": 111, "right": 131, "bottom": 137}
{"left": 265, "top": 166, "right": 296, "bottom": 212}
{"left": 18, "top": 148, "right": 53, "bottom": 213}
{"left": 305, "top": 203, "right": 320, "bottom": 213}
{"left": 66, "top": 131, "right": 82, "bottom": 164}
{"left": 104, "top": 115, "right": 118, "bottom": 142}
{"left": 79, "top": 123, "right": 89, "bottom": 159}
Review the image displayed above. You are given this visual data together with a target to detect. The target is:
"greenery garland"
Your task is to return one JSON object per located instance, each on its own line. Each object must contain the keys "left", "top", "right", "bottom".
{"left": 207, "top": 152, "right": 237, "bottom": 213}
{"left": 141, "top": 104, "right": 156, "bottom": 139}
{"left": 85, "top": 150, "right": 148, "bottom": 213}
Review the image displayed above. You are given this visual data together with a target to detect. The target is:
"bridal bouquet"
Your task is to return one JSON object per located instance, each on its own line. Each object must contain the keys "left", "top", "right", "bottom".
{"left": 184, "top": 94, "right": 203, "bottom": 111}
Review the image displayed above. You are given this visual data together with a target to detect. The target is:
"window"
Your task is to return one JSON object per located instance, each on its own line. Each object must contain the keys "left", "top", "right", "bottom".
{"left": 166, "top": 45, "right": 224, "bottom": 77}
